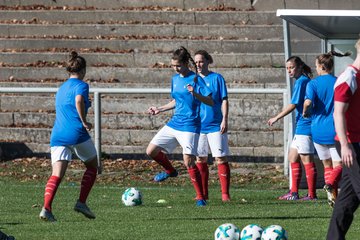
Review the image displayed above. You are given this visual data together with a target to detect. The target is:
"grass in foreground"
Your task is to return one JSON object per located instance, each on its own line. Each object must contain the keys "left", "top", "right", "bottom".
{"left": 0, "top": 158, "right": 359, "bottom": 239}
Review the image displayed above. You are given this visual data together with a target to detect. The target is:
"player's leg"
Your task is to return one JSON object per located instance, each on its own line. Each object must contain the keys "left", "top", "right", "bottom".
{"left": 196, "top": 133, "right": 209, "bottom": 200}
{"left": 147, "top": 126, "right": 178, "bottom": 181}
{"left": 40, "top": 146, "right": 71, "bottom": 221}
{"left": 73, "top": 139, "right": 98, "bottom": 219}
{"left": 207, "top": 131, "right": 231, "bottom": 202}
{"left": 178, "top": 131, "right": 205, "bottom": 206}
{"left": 327, "top": 146, "right": 343, "bottom": 203}
{"left": 279, "top": 135, "right": 303, "bottom": 200}
{"left": 297, "top": 135, "right": 317, "bottom": 200}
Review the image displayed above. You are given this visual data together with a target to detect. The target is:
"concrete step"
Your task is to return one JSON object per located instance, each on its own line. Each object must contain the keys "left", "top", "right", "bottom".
{"left": 0, "top": 0, "right": 252, "bottom": 10}
{"left": 0, "top": 127, "right": 282, "bottom": 148}
{"left": 0, "top": 52, "right": 288, "bottom": 68}
{"left": 0, "top": 52, "right": 320, "bottom": 69}
{"left": 0, "top": 66, "right": 286, "bottom": 84}
{"left": 0, "top": 106, "right": 283, "bottom": 131}
{"left": 0, "top": 23, "right": 284, "bottom": 40}
{"left": 0, "top": 38, "right": 321, "bottom": 54}
{"left": 0, "top": 94, "right": 283, "bottom": 115}
{"left": 0, "top": 10, "right": 280, "bottom": 25}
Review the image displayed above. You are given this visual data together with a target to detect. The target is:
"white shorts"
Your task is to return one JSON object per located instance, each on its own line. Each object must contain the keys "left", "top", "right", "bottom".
{"left": 197, "top": 132, "right": 230, "bottom": 157}
{"left": 50, "top": 138, "right": 97, "bottom": 164}
{"left": 313, "top": 142, "right": 341, "bottom": 161}
{"left": 290, "top": 135, "right": 314, "bottom": 154}
{"left": 150, "top": 125, "right": 199, "bottom": 155}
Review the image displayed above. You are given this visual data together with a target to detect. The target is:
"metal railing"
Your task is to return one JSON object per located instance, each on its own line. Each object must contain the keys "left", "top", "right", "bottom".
{"left": 0, "top": 87, "right": 289, "bottom": 175}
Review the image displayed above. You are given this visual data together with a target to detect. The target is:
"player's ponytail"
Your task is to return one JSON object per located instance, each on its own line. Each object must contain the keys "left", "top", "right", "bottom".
{"left": 317, "top": 51, "right": 351, "bottom": 73}
{"left": 66, "top": 51, "right": 86, "bottom": 74}
{"left": 172, "top": 46, "right": 198, "bottom": 82}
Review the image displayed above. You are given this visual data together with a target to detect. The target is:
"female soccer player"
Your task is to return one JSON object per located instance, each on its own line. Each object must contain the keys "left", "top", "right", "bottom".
{"left": 303, "top": 51, "right": 350, "bottom": 207}
{"left": 146, "top": 46, "right": 213, "bottom": 207}
{"left": 268, "top": 56, "right": 317, "bottom": 201}
{"left": 193, "top": 50, "right": 231, "bottom": 202}
{"left": 39, "top": 51, "right": 98, "bottom": 221}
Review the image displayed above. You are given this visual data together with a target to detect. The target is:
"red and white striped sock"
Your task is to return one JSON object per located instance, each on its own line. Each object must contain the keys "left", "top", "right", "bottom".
{"left": 196, "top": 162, "right": 209, "bottom": 199}
{"left": 79, "top": 167, "right": 97, "bottom": 203}
{"left": 44, "top": 175, "right": 61, "bottom": 211}
{"left": 290, "top": 162, "right": 301, "bottom": 193}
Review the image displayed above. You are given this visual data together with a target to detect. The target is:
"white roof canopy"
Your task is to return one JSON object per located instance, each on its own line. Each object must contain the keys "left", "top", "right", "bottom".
{"left": 277, "top": 9, "right": 360, "bottom": 39}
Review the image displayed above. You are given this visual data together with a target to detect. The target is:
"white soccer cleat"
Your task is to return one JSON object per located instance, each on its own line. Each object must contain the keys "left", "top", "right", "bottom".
{"left": 39, "top": 207, "right": 56, "bottom": 222}
{"left": 74, "top": 200, "right": 96, "bottom": 219}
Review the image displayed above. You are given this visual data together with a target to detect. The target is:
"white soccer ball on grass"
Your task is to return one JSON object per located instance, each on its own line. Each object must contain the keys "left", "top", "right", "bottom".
{"left": 121, "top": 187, "right": 142, "bottom": 206}
{"left": 240, "top": 224, "right": 263, "bottom": 240}
{"left": 261, "top": 225, "right": 288, "bottom": 240}
{"left": 214, "top": 223, "right": 240, "bottom": 240}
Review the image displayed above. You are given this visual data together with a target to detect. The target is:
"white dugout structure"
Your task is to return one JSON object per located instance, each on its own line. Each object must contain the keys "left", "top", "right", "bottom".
{"left": 277, "top": 9, "right": 360, "bottom": 178}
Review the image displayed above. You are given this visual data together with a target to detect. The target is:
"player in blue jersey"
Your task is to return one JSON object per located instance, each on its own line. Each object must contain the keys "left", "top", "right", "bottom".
{"left": 146, "top": 46, "right": 214, "bottom": 206}
{"left": 193, "top": 50, "right": 231, "bottom": 202}
{"left": 39, "top": 51, "right": 98, "bottom": 221}
{"left": 268, "top": 56, "right": 317, "bottom": 201}
{"left": 303, "top": 51, "right": 350, "bottom": 207}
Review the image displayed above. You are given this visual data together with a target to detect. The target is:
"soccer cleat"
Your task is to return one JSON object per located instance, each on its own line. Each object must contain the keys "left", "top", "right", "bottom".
{"left": 74, "top": 200, "right": 96, "bottom": 219}
{"left": 222, "top": 194, "right": 231, "bottom": 202}
{"left": 285, "top": 192, "right": 299, "bottom": 200}
{"left": 278, "top": 190, "right": 292, "bottom": 200}
{"left": 196, "top": 199, "right": 207, "bottom": 207}
{"left": 153, "top": 170, "right": 178, "bottom": 182}
{"left": 39, "top": 207, "right": 56, "bottom": 222}
{"left": 324, "top": 184, "right": 336, "bottom": 208}
{"left": 300, "top": 194, "right": 317, "bottom": 201}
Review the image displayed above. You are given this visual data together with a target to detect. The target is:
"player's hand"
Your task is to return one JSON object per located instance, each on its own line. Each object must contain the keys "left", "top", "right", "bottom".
{"left": 220, "top": 120, "right": 228, "bottom": 134}
{"left": 83, "top": 121, "right": 92, "bottom": 131}
{"left": 267, "top": 117, "right": 277, "bottom": 126}
{"left": 147, "top": 106, "right": 160, "bottom": 115}
{"left": 187, "top": 84, "right": 194, "bottom": 94}
{"left": 342, "top": 143, "right": 356, "bottom": 167}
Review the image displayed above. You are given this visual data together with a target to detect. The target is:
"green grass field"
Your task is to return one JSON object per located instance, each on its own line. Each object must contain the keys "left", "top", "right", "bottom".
{"left": 1, "top": 159, "right": 360, "bottom": 240}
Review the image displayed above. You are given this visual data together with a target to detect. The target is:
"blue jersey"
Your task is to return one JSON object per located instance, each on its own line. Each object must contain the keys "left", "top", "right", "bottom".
{"left": 199, "top": 72, "right": 228, "bottom": 133}
{"left": 291, "top": 74, "right": 312, "bottom": 136}
{"left": 167, "top": 71, "right": 212, "bottom": 133}
{"left": 305, "top": 74, "right": 336, "bottom": 144}
{"left": 50, "top": 78, "right": 91, "bottom": 146}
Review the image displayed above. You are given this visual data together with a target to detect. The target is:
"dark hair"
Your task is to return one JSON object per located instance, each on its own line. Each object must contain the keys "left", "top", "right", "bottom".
{"left": 194, "top": 50, "right": 213, "bottom": 64}
{"left": 316, "top": 50, "right": 351, "bottom": 72}
{"left": 66, "top": 51, "right": 86, "bottom": 73}
{"left": 172, "top": 46, "right": 197, "bottom": 73}
{"left": 286, "top": 56, "right": 313, "bottom": 78}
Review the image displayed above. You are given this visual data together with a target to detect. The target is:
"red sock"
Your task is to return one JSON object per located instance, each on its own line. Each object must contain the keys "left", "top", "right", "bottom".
{"left": 188, "top": 166, "right": 204, "bottom": 200}
{"left": 153, "top": 151, "right": 176, "bottom": 174}
{"left": 328, "top": 165, "right": 343, "bottom": 187}
{"left": 44, "top": 175, "right": 61, "bottom": 211}
{"left": 196, "top": 162, "right": 209, "bottom": 199}
{"left": 79, "top": 167, "right": 97, "bottom": 203}
{"left": 304, "top": 162, "right": 317, "bottom": 198}
{"left": 290, "top": 162, "right": 301, "bottom": 193}
{"left": 324, "top": 167, "right": 333, "bottom": 185}
{"left": 218, "top": 162, "right": 230, "bottom": 197}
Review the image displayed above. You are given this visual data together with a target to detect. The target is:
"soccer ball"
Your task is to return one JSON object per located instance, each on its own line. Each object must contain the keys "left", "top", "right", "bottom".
{"left": 240, "top": 224, "right": 263, "bottom": 240}
{"left": 214, "top": 223, "right": 240, "bottom": 240}
{"left": 121, "top": 187, "right": 142, "bottom": 206}
{"left": 261, "top": 225, "right": 288, "bottom": 240}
